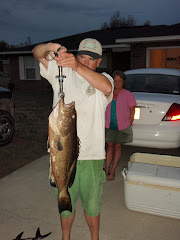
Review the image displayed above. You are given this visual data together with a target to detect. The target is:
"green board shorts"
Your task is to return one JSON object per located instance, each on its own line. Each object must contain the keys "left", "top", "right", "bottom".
{"left": 54, "top": 159, "right": 106, "bottom": 218}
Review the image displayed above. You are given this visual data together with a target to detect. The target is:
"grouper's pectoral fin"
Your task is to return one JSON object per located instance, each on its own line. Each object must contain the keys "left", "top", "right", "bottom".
{"left": 68, "top": 136, "right": 79, "bottom": 187}
{"left": 68, "top": 160, "right": 77, "bottom": 188}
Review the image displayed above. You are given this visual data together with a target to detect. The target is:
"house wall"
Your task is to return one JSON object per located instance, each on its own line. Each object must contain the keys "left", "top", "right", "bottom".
{"left": 97, "top": 48, "right": 112, "bottom": 75}
{"left": 9, "top": 56, "right": 51, "bottom": 91}
{"left": 98, "top": 48, "right": 131, "bottom": 74}
{"left": 107, "top": 49, "right": 112, "bottom": 74}
{"left": 9, "top": 40, "right": 180, "bottom": 90}
{"left": 3, "top": 62, "right": 10, "bottom": 74}
{"left": 130, "top": 40, "right": 180, "bottom": 69}
{"left": 9, "top": 50, "right": 113, "bottom": 90}
{"left": 0, "top": 61, "right": 3, "bottom": 72}
{"left": 0, "top": 60, "right": 10, "bottom": 73}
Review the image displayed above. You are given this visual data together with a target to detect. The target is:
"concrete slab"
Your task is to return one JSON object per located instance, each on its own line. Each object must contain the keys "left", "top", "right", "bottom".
{"left": 1, "top": 151, "right": 180, "bottom": 240}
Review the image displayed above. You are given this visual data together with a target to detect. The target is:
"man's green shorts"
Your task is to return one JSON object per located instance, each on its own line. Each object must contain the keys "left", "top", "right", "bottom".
{"left": 54, "top": 160, "right": 106, "bottom": 218}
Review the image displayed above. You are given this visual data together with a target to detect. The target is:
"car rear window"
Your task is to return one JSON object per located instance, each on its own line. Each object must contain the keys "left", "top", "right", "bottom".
{"left": 126, "top": 74, "right": 180, "bottom": 94}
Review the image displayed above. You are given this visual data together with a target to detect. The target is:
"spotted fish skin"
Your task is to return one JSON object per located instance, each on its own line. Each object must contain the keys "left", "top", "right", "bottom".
{"left": 48, "top": 95, "right": 78, "bottom": 213}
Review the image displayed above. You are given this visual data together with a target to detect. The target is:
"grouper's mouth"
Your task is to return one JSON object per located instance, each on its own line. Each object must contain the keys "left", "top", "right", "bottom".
{"left": 64, "top": 101, "right": 75, "bottom": 112}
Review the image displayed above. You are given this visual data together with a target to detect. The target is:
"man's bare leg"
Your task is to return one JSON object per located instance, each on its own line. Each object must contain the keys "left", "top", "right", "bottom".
{"left": 60, "top": 211, "right": 75, "bottom": 240}
{"left": 84, "top": 211, "right": 100, "bottom": 240}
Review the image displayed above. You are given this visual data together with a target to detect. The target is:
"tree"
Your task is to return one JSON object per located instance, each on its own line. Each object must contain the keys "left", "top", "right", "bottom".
{"left": 100, "top": 10, "right": 136, "bottom": 29}
{"left": 0, "top": 41, "right": 9, "bottom": 51}
{"left": 144, "top": 20, "right": 151, "bottom": 26}
{"left": 19, "top": 36, "right": 32, "bottom": 47}
{"left": 0, "top": 37, "right": 32, "bottom": 51}
{"left": 0, "top": 41, "right": 17, "bottom": 51}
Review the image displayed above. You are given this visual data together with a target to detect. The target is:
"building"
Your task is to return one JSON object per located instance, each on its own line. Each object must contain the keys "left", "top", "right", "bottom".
{"left": 1, "top": 23, "right": 180, "bottom": 90}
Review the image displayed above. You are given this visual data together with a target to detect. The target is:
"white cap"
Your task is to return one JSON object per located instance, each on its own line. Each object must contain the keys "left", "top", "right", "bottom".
{"left": 77, "top": 38, "right": 102, "bottom": 59}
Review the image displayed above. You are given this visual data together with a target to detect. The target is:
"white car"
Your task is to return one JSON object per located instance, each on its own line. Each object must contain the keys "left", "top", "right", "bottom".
{"left": 124, "top": 68, "right": 180, "bottom": 149}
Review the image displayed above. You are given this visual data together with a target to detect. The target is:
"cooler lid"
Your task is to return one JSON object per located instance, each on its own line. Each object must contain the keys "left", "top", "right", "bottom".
{"left": 127, "top": 162, "right": 180, "bottom": 189}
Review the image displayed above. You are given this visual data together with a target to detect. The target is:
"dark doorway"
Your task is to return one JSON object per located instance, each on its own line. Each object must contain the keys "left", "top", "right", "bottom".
{"left": 112, "top": 51, "right": 130, "bottom": 72}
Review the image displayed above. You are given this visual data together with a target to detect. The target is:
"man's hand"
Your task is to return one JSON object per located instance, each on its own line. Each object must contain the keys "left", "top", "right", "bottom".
{"left": 48, "top": 44, "right": 67, "bottom": 60}
{"left": 32, "top": 42, "right": 67, "bottom": 69}
{"left": 55, "top": 51, "right": 79, "bottom": 71}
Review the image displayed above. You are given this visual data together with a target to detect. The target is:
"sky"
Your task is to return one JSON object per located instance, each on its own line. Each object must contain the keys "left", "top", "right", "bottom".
{"left": 1, "top": 0, "right": 180, "bottom": 46}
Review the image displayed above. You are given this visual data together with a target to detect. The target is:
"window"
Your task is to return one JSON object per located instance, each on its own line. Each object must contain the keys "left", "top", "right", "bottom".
{"left": 148, "top": 48, "right": 180, "bottom": 69}
{"left": 26, "top": 68, "right": 36, "bottom": 79}
{"left": 19, "top": 56, "right": 40, "bottom": 80}
{"left": 126, "top": 74, "right": 180, "bottom": 94}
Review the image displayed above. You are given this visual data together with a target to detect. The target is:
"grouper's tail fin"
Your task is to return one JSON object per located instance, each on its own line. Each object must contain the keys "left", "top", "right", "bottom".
{"left": 58, "top": 188, "right": 72, "bottom": 213}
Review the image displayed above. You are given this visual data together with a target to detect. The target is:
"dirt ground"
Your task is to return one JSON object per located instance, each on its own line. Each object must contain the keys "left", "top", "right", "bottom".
{"left": 0, "top": 89, "right": 53, "bottom": 179}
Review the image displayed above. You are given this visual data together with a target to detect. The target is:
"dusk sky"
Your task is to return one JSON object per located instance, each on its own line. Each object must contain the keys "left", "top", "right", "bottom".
{"left": 1, "top": 0, "right": 180, "bottom": 46}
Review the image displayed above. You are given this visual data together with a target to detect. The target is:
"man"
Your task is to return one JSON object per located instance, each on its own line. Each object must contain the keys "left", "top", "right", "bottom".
{"left": 32, "top": 38, "right": 113, "bottom": 240}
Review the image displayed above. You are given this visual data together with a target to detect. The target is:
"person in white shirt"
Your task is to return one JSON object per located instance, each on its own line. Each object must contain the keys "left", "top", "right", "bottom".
{"left": 32, "top": 38, "right": 113, "bottom": 240}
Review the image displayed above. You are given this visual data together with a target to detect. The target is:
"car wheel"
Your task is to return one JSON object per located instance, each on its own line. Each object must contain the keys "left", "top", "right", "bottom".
{"left": 0, "top": 111, "right": 15, "bottom": 146}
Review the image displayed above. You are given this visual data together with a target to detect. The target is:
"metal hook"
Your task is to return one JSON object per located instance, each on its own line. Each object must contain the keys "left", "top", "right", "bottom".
{"left": 44, "top": 46, "right": 66, "bottom": 97}
{"left": 57, "top": 66, "right": 65, "bottom": 98}
{"left": 55, "top": 46, "right": 66, "bottom": 98}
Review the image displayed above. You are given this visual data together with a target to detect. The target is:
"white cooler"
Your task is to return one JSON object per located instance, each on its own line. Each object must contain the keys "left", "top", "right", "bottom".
{"left": 122, "top": 152, "right": 180, "bottom": 219}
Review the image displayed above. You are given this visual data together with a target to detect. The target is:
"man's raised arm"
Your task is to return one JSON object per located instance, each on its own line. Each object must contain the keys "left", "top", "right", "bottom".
{"left": 32, "top": 42, "right": 61, "bottom": 69}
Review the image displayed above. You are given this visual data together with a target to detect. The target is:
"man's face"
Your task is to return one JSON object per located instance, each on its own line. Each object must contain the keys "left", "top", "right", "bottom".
{"left": 77, "top": 55, "right": 102, "bottom": 71}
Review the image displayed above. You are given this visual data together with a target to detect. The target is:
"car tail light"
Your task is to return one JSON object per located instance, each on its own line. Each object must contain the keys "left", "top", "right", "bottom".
{"left": 163, "top": 103, "right": 180, "bottom": 121}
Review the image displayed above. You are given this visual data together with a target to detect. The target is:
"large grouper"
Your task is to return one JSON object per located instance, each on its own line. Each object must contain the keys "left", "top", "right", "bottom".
{"left": 48, "top": 94, "right": 79, "bottom": 213}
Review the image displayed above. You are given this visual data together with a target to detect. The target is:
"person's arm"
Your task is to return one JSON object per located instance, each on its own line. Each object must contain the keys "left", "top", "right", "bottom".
{"left": 55, "top": 51, "right": 112, "bottom": 97}
{"left": 32, "top": 42, "right": 63, "bottom": 69}
{"left": 129, "top": 106, "right": 136, "bottom": 125}
{"left": 32, "top": 43, "right": 112, "bottom": 97}
{"left": 76, "top": 61, "right": 112, "bottom": 97}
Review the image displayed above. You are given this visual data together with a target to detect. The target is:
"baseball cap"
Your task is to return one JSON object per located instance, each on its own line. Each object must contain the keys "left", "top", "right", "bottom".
{"left": 77, "top": 38, "right": 102, "bottom": 59}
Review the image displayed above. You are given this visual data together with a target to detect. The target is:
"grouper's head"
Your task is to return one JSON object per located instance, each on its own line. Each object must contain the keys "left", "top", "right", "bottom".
{"left": 49, "top": 97, "right": 76, "bottom": 137}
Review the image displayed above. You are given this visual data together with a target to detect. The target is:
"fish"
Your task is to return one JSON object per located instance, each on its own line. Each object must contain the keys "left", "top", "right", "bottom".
{"left": 13, "top": 227, "right": 52, "bottom": 240}
{"left": 48, "top": 95, "right": 79, "bottom": 213}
